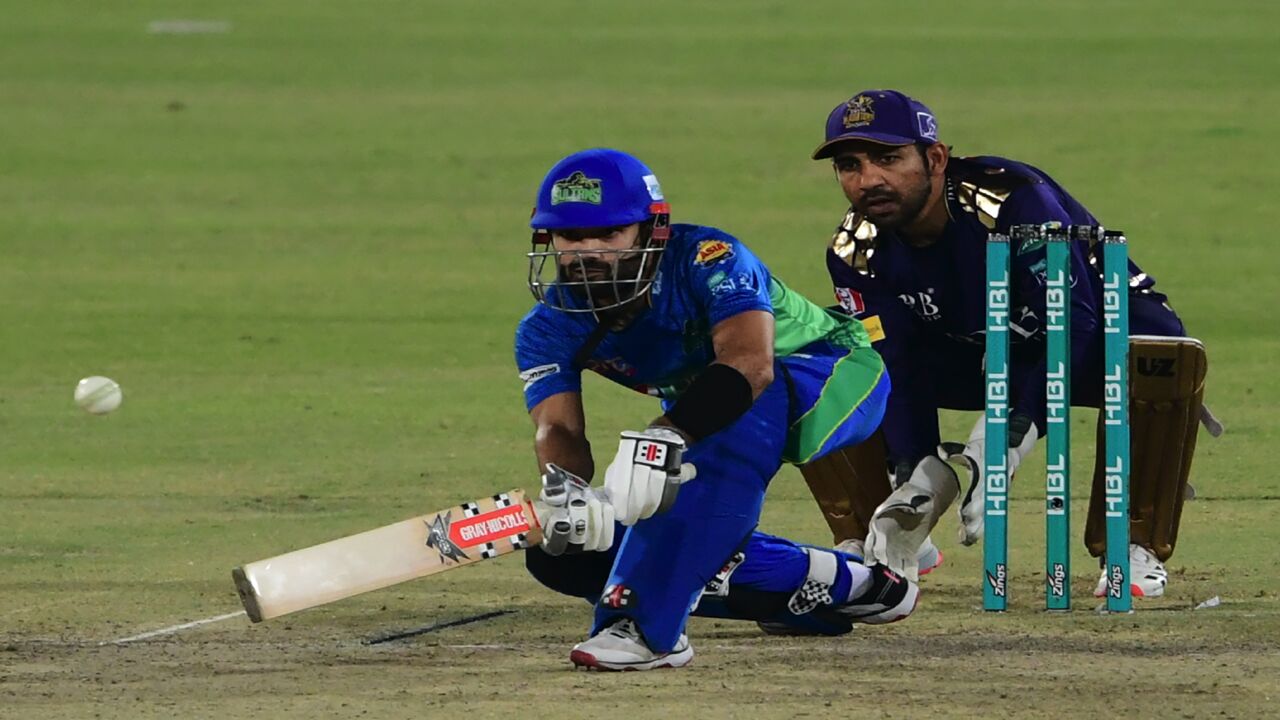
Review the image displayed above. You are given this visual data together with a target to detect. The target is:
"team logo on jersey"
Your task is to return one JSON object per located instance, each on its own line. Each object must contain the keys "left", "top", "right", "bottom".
{"left": 694, "top": 239, "right": 734, "bottom": 266}
{"left": 550, "top": 171, "right": 602, "bottom": 205}
{"left": 842, "top": 94, "right": 876, "bottom": 128}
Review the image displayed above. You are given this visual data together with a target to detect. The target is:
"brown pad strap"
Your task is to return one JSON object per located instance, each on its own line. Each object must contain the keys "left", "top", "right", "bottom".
{"left": 1086, "top": 337, "right": 1207, "bottom": 561}
{"left": 798, "top": 430, "right": 892, "bottom": 544}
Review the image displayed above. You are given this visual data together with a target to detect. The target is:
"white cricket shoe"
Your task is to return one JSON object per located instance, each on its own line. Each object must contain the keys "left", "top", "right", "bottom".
{"left": 834, "top": 537, "right": 865, "bottom": 557}
{"left": 569, "top": 619, "right": 693, "bottom": 671}
{"left": 837, "top": 563, "right": 920, "bottom": 624}
{"left": 916, "top": 536, "right": 943, "bottom": 576}
{"left": 835, "top": 536, "right": 943, "bottom": 576}
{"left": 1093, "top": 544, "right": 1168, "bottom": 598}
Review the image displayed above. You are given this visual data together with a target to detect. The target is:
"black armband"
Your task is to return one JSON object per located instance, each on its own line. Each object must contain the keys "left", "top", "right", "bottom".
{"left": 665, "top": 363, "right": 754, "bottom": 442}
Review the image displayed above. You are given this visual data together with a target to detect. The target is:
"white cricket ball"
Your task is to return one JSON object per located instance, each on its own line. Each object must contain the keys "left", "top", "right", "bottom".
{"left": 75, "top": 376, "right": 123, "bottom": 415}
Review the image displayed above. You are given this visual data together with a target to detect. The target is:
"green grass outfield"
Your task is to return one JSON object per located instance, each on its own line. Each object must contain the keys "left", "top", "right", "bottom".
{"left": 2, "top": 1, "right": 1278, "bottom": 717}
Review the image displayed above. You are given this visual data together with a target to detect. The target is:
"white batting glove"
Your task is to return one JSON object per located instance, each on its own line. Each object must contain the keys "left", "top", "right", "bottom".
{"left": 941, "top": 414, "right": 1038, "bottom": 546}
{"left": 603, "top": 428, "right": 697, "bottom": 526}
{"left": 534, "top": 464, "right": 615, "bottom": 555}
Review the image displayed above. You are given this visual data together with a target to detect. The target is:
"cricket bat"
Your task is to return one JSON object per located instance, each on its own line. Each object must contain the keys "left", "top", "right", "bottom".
{"left": 232, "top": 490, "right": 542, "bottom": 622}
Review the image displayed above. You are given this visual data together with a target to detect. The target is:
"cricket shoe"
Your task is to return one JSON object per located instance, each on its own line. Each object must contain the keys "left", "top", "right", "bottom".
{"left": 1093, "top": 544, "right": 1168, "bottom": 598}
{"left": 837, "top": 563, "right": 919, "bottom": 624}
{"left": 569, "top": 619, "right": 693, "bottom": 671}
{"left": 916, "top": 536, "right": 943, "bottom": 576}
{"left": 835, "top": 537, "right": 943, "bottom": 577}
{"left": 834, "top": 537, "right": 866, "bottom": 559}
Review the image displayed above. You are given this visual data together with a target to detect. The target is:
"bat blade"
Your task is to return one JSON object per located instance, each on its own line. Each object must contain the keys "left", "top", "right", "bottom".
{"left": 232, "top": 490, "right": 541, "bottom": 622}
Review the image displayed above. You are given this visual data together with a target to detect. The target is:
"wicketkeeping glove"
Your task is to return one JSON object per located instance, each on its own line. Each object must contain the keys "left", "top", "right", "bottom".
{"left": 603, "top": 427, "right": 698, "bottom": 526}
{"left": 940, "top": 413, "right": 1038, "bottom": 546}
{"left": 534, "top": 464, "right": 615, "bottom": 555}
{"left": 864, "top": 456, "right": 960, "bottom": 581}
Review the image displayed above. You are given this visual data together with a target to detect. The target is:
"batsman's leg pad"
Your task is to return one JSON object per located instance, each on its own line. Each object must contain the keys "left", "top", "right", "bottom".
{"left": 1086, "top": 336, "right": 1207, "bottom": 561}
{"left": 798, "top": 431, "right": 893, "bottom": 545}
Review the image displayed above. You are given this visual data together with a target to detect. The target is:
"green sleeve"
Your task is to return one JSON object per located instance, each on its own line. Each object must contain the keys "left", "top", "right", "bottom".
{"left": 769, "top": 278, "right": 871, "bottom": 356}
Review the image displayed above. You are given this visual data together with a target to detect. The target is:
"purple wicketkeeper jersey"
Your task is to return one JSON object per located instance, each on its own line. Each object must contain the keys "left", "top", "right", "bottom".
{"left": 826, "top": 155, "right": 1161, "bottom": 462}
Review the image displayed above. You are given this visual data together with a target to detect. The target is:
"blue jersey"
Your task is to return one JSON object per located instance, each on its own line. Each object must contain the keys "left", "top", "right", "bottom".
{"left": 517, "top": 223, "right": 867, "bottom": 411}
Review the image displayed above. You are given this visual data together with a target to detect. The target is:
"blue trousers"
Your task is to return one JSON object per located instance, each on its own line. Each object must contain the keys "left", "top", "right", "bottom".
{"left": 527, "top": 355, "right": 891, "bottom": 652}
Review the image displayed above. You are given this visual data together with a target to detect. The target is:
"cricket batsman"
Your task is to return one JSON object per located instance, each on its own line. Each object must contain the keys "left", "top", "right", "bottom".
{"left": 807, "top": 89, "right": 1218, "bottom": 598}
{"left": 515, "top": 148, "right": 929, "bottom": 671}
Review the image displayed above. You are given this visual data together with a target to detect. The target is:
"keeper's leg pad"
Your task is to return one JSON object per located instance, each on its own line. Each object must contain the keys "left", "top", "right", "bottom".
{"left": 1086, "top": 336, "right": 1208, "bottom": 561}
{"left": 799, "top": 431, "right": 893, "bottom": 545}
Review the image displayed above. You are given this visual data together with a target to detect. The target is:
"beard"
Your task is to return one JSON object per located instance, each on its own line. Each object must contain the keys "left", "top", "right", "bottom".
{"left": 858, "top": 174, "right": 933, "bottom": 230}
{"left": 558, "top": 253, "right": 652, "bottom": 308}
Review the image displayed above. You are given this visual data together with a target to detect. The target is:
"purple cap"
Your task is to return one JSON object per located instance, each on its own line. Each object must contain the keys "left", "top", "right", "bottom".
{"left": 811, "top": 90, "right": 939, "bottom": 160}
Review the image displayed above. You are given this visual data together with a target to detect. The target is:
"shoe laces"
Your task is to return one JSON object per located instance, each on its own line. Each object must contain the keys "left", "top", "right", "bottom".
{"left": 604, "top": 618, "right": 640, "bottom": 640}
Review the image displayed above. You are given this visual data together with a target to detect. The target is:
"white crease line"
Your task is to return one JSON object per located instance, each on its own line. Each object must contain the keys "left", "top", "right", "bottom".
{"left": 103, "top": 610, "right": 245, "bottom": 645}
{"left": 147, "top": 20, "right": 232, "bottom": 34}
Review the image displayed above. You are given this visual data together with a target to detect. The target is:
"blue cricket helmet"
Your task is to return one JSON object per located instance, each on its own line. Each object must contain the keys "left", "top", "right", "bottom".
{"left": 526, "top": 149, "right": 672, "bottom": 314}
{"left": 530, "top": 148, "right": 666, "bottom": 230}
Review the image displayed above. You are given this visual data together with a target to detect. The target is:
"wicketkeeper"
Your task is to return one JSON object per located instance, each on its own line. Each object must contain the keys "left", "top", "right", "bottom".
{"left": 804, "top": 89, "right": 1218, "bottom": 599}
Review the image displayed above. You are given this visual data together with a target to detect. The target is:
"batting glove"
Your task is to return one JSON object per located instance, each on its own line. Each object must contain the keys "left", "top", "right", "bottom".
{"left": 534, "top": 464, "right": 615, "bottom": 555}
{"left": 603, "top": 427, "right": 697, "bottom": 526}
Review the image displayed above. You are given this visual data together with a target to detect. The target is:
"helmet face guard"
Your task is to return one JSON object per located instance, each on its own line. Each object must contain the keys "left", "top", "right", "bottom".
{"left": 527, "top": 202, "right": 671, "bottom": 313}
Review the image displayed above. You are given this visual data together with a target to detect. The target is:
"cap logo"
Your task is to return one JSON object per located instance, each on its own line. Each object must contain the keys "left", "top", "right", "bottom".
{"left": 842, "top": 95, "right": 876, "bottom": 129}
{"left": 550, "top": 171, "right": 603, "bottom": 205}
{"left": 916, "top": 111, "right": 938, "bottom": 141}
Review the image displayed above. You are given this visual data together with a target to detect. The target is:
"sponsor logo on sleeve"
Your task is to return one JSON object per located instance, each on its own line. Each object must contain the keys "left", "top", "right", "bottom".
{"left": 861, "top": 314, "right": 886, "bottom": 343}
{"left": 694, "top": 239, "right": 734, "bottom": 266}
{"left": 834, "top": 286, "right": 865, "bottom": 315}
{"left": 519, "top": 363, "right": 560, "bottom": 391}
